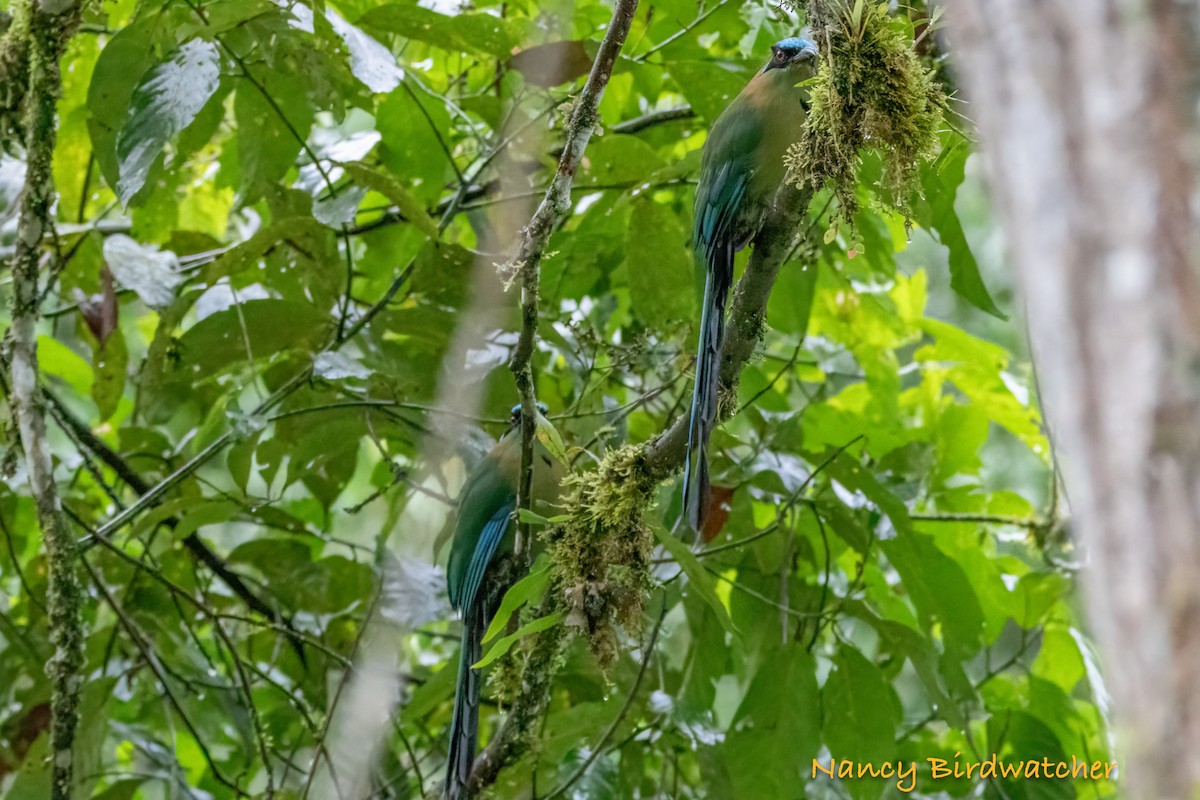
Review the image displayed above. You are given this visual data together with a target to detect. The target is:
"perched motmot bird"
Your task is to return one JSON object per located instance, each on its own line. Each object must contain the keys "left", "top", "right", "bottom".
{"left": 443, "top": 403, "right": 567, "bottom": 800}
{"left": 684, "top": 36, "right": 819, "bottom": 530}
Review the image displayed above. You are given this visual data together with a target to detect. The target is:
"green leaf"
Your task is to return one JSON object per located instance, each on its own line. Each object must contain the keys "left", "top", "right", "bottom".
{"left": 920, "top": 143, "right": 1005, "bottom": 318}
{"left": 582, "top": 134, "right": 664, "bottom": 184}
{"left": 881, "top": 533, "right": 986, "bottom": 661}
{"left": 116, "top": 39, "right": 222, "bottom": 204}
{"left": 341, "top": 162, "right": 439, "bottom": 240}
{"left": 654, "top": 526, "right": 738, "bottom": 637}
{"left": 360, "top": 5, "right": 528, "bottom": 57}
{"left": 1032, "top": 624, "right": 1087, "bottom": 692}
{"left": 766, "top": 259, "right": 818, "bottom": 335}
{"left": 482, "top": 555, "right": 550, "bottom": 643}
{"left": 516, "top": 508, "right": 553, "bottom": 526}
{"left": 825, "top": 457, "right": 912, "bottom": 537}
{"left": 822, "top": 646, "right": 900, "bottom": 778}
{"left": 1013, "top": 572, "right": 1070, "bottom": 628}
{"left": 91, "top": 328, "right": 128, "bottom": 423}
{"left": 86, "top": 21, "right": 159, "bottom": 193}
{"left": 38, "top": 336, "right": 93, "bottom": 396}
{"left": 917, "top": 319, "right": 1048, "bottom": 453}
{"left": 474, "top": 611, "right": 563, "bottom": 668}
{"left": 234, "top": 71, "right": 314, "bottom": 201}
{"left": 622, "top": 197, "right": 693, "bottom": 329}
{"left": 723, "top": 644, "right": 820, "bottom": 798}
{"left": 376, "top": 84, "right": 455, "bottom": 205}
{"left": 172, "top": 500, "right": 241, "bottom": 542}
{"left": 666, "top": 60, "right": 753, "bottom": 123}
{"left": 3, "top": 734, "right": 50, "bottom": 799}
{"left": 843, "top": 598, "right": 968, "bottom": 731}
{"left": 172, "top": 299, "right": 330, "bottom": 377}
{"left": 201, "top": 217, "right": 331, "bottom": 284}
{"left": 228, "top": 539, "right": 373, "bottom": 613}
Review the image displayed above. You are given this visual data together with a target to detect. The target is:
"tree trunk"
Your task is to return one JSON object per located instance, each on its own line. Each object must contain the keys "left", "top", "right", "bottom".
{"left": 946, "top": 3, "right": 1200, "bottom": 796}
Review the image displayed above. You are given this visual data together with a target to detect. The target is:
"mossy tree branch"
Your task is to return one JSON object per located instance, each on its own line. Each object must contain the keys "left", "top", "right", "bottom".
{"left": 460, "top": 0, "right": 641, "bottom": 793}
{"left": 507, "top": 0, "right": 640, "bottom": 561}
{"left": 5, "top": 2, "right": 84, "bottom": 798}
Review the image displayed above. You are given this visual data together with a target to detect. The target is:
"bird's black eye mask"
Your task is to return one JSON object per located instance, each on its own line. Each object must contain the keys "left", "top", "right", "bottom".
{"left": 507, "top": 401, "right": 550, "bottom": 427}
{"left": 764, "top": 40, "right": 818, "bottom": 73}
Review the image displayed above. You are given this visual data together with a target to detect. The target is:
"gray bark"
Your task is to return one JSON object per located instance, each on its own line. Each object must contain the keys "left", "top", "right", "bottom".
{"left": 946, "top": 2, "right": 1200, "bottom": 796}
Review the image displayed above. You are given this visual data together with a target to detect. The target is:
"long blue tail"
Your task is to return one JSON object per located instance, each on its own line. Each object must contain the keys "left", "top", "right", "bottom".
{"left": 444, "top": 606, "right": 483, "bottom": 800}
{"left": 683, "top": 241, "right": 734, "bottom": 532}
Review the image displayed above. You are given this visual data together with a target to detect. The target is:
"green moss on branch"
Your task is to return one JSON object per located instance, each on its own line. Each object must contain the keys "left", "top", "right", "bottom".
{"left": 6, "top": 4, "right": 84, "bottom": 799}
{"left": 547, "top": 444, "right": 658, "bottom": 672}
{"left": 791, "top": 0, "right": 945, "bottom": 220}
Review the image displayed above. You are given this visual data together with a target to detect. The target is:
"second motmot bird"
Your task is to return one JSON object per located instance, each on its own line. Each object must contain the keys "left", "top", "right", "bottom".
{"left": 684, "top": 36, "right": 819, "bottom": 530}
{"left": 443, "top": 403, "right": 568, "bottom": 800}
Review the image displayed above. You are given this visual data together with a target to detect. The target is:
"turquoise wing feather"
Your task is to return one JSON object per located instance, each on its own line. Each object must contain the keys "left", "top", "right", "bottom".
{"left": 446, "top": 451, "right": 516, "bottom": 611}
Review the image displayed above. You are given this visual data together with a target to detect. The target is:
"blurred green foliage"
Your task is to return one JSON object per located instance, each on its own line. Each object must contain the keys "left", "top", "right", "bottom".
{"left": 0, "top": 0, "right": 1111, "bottom": 798}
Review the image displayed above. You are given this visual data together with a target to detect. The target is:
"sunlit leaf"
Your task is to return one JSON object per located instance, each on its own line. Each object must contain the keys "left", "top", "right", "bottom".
{"left": 103, "top": 234, "right": 183, "bottom": 308}
{"left": 326, "top": 9, "right": 404, "bottom": 93}
{"left": 116, "top": 39, "right": 222, "bottom": 204}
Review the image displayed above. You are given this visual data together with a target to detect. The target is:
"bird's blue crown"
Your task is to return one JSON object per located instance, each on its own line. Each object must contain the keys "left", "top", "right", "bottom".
{"left": 773, "top": 36, "right": 815, "bottom": 52}
{"left": 507, "top": 402, "right": 550, "bottom": 427}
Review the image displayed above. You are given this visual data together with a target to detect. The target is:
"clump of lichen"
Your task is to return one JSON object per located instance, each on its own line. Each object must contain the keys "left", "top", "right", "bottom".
{"left": 788, "top": 0, "right": 946, "bottom": 222}
{"left": 544, "top": 443, "right": 658, "bottom": 673}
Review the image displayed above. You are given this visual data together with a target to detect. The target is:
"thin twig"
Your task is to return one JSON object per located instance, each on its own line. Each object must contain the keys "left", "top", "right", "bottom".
{"left": 83, "top": 556, "right": 251, "bottom": 797}
{"left": 543, "top": 605, "right": 666, "bottom": 799}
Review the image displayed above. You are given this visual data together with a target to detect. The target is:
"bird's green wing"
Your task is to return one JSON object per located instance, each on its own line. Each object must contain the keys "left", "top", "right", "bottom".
{"left": 692, "top": 97, "right": 765, "bottom": 257}
{"left": 446, "top": 454, "right": 516, "bottom": 611}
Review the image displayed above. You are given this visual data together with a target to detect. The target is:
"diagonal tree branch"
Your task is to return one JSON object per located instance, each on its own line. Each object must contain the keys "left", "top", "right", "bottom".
{"left": 42, "top": 388, "right": 308, "bottom": 659}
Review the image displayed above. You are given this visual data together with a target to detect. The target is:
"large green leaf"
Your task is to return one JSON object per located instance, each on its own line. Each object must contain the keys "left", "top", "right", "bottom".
{"left": 918, "top": 142, "right": 1005, "bottom": 318}
{"left": 86, "top": 20, "right": 160, "bottom": 192}
{"left": 116, "top": 39, "right": 222, "bottom": 204}
{"left": 360, "top": 5, "right": 529, "bottom": 57}
{"left": 234, "top": 71, "right": 314, "bottom": 201}
{"left": 723, "top": 644, "right": 820, "bottom": 797}
{"left": 172, "top": 299, "right": 330, "bottom": 376}
{"left": 821, "top": 646, "right": 901, "bottom": 798}
{"left": 622, "top": 197, "right": 693, "bottom": 329}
